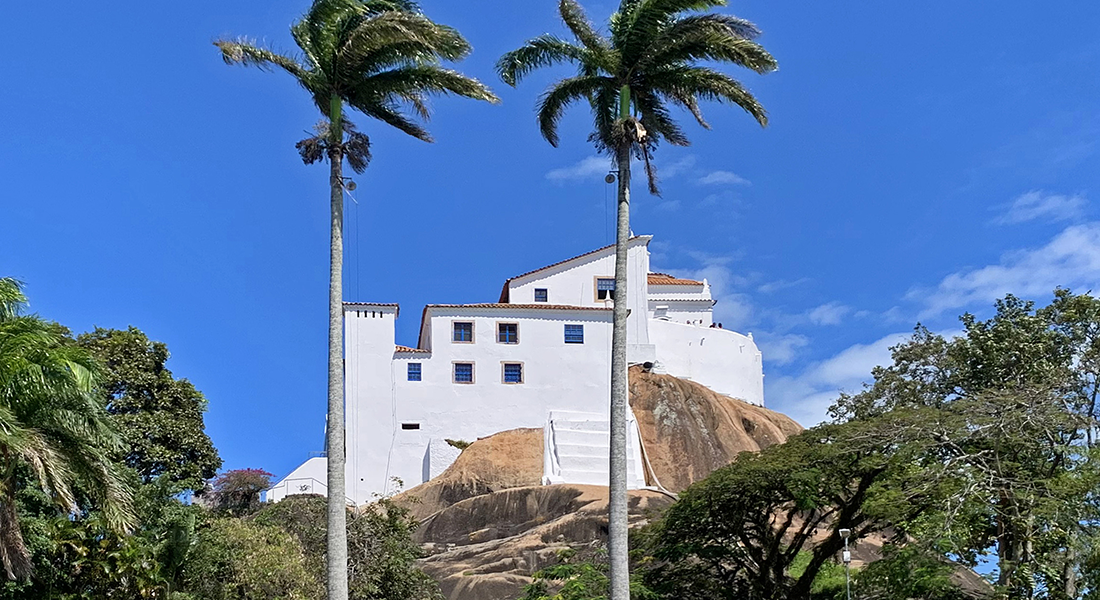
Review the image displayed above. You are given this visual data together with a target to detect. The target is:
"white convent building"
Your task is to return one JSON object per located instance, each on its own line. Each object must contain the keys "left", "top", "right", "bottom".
{"left": 267, "top": 235, "right": 764, "bottom": 504}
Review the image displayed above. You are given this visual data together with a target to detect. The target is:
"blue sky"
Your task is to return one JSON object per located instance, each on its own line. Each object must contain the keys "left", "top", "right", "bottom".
{"left": 3, "top": 1, "right": 1099, "bottom": 478}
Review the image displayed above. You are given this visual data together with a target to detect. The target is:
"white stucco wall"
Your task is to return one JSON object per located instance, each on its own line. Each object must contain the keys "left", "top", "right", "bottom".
{"left": 505, "top": 236, "right": 653, "bottom": 362}
{"left": 647, "top": 319, "right": 764, "bottom": 406}
{"left": 347, "top": 305, "right": 614, "bottom": 500}
{"left": 265, "top": 456, "right": 330, "bottom": 503}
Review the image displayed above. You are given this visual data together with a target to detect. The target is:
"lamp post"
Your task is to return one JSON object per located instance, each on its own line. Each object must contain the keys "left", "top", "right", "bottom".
{"left": 839, "top": 528, "right": 852, "bottom": 600}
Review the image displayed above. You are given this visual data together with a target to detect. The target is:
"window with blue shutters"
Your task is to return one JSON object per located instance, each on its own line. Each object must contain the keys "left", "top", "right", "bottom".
{"left": 596, "top": 278, "right": 615, "bottom": 300}
{"left": 498, "top": 322, "right": 518, "bottom": 344}
{"left": 453, "top": 362, "right": 474, "bottom": 383}
{"left": 407, "top": 363, "right": 421, "bottom": 381}
{"left": 503, "top": 363, "right": 523, "bottom": 384}
{"left": 534, "top": 288, "right": 548, "bottom": 302}
{"left": 564, "top": 324, "right": 584, "bottom": 344}
{"left": 453, "top": 321, "right": 473, "bottom": 343}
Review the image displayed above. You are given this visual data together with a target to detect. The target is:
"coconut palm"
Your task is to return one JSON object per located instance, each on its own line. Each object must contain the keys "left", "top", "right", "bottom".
{"left": 0, "top": 278, "right": 135, "bottom": 580}
{"left": 497, "top": 2, "right": 775, "bottom": 598}
{"left": 215, "top": 2, "right": 498, "bottom": 597}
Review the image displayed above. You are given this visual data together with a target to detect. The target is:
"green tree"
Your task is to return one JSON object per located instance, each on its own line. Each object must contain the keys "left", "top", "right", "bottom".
{"left": 0, "top": 278, "right": 135, "bottom": 580}
{"left": 215, "top": 3, "right": 498, "bottom": 598}
{"left": 831, "top": 292, "right": 1100, "bottom": 598}
{"left": 76, "top": 326, "right": 222, "bottom": 492}
{"left": 497, "top": 4, "right": 776, "bottom": 597}
{"left": 253, "top": 495, "right": 442, "bottom": 600}
{"left": 206, "top": 468, "right": 273, "bottom": 517}
{"left": 183, "top": 517, "right": 320, "bottom": 600}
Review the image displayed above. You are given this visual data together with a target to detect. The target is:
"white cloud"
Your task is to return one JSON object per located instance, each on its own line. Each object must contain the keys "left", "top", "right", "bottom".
{"left": 697, "top": 170, "right": 751, "bottom": 186}
{"left": 659, "top": 155, "right": 697, "bottom": 178}
{"left": 806, "top": 302, "right": 851, "bottom": 326}
{"left": 911, "top": 222, "right": 1100, "bottom": 318}
{"left": 655, "top": 199, "right": 681, "bottom": 211}
{"left": 545, "top": 156, "right": 611, "bottom": 182}
{"left": 757, "top": 278, "right": 811, "bottom": 294}
{"left": 756, "top": 333, "right": 809, "bottom": 366}
{"left": 993, "top": 190, "right": 1086, "bottom": 225}
{"left": 767, "top": 333, "right": 911, "bottom": 427}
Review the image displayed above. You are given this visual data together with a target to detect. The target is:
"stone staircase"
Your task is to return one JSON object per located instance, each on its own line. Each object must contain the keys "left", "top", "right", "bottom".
{"left": 542, "top": 410, "right": 646, "bottom": 489}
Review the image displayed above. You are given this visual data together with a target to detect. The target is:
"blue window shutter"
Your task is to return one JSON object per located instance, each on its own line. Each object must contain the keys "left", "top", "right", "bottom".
{"left": 597, "top": 279, "right": 615, "bottom": 291}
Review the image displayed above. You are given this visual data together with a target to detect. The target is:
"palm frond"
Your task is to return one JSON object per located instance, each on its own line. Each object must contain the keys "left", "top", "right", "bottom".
{"left": 537, "top": 75, "right": 615, "bottom": 146}
{"left": 340, "top": 11, "right": 472, "bottom": 72}
{"left": 559, "top": 0, "right": 611, "bottom": 56}
{"left": 0, "top": 279, "right": 26, "bottom": 321}
{"left": 348, "top": 97, "right": 432, "bottom": 141}
{"left": 362, "top": 65, "right": 499, "bottom": 104}
{"left": 649, "top": 65, "right": 768, "bottom": 126}
{"left": 496, "top": 36, "right": 592, "bottom": 87}
{"left": 635, "top": 90, "right": 689, "bottom": 147}
{"left": 616, "top": 0, "right": 726, "bottom": 63}
{"left": 638, "top": 15, "right": 776, "bottom": 73}
{"left": 214, "top": 39, "right": 311, "bottom": 81}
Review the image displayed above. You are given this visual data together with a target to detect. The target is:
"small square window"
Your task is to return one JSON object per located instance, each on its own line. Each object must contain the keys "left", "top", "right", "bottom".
{"left": 401, "top": 423, "right": 420, "bottom": 430}
{"left": 564, "top": 324, "right": 584, "bottom": 344}
{"left": 453, "top": 322, "right": 473, "bottom": 343}
{"left": 534, "top": 288, "right": 548, "bottom": 302}
{"left": 454, "top": 362, "right": 474, "bottom": 383}
{"left": 596, "top": 278, "right": 616, "bottom": 301}
{"left": 498, "top": 323, "right": 518, "bottom": 344}
{"left": 407, "top": 363, "right": 421, "bottom": 381}
{"left": 503, "top": 363, "right": 523, "bottom": 384}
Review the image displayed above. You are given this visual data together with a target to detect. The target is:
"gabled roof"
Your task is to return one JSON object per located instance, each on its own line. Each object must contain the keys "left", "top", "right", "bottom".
{"left": 648, "top": 273, "right": 704, "bottom": 286}
{"left": 499, "top": 236, "right": 651, "bottom": 302}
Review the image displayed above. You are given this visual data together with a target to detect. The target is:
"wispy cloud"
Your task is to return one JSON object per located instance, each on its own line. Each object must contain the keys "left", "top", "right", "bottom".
{"left": 993, "top": 190, "right": 1087, "bottom": 225}
{"left": 545, "top": 156, "right": 611, "bottom": 182}
{"left": 757, "top": 278, "right": 811, "bottom": 294}
{"left": 666, "top": 251, "right": 754, "bottom": 329}
{"left": 806, "top": 302, "right": 851, "bottom": 326}
{"left": 697, "top": 170, "right": 751, "bottom": 186}
{"left": 911, "top": 221, "right": 1100, "bottom": 318}
{"left": 756, "top": 333, "right": 809, "bottom": 366}
{"left": 659, "top": 155, "right": 697, "bottom": 178}
{"left": 767, "top": 333, "right": 911, "bottom": 426}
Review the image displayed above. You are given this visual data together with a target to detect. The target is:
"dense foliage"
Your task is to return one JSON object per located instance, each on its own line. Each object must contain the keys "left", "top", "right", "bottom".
{"left": 0, "top": 280, "right": 440, "bottom": 600}
{"left": 77, "top": 326, "right": 222, "bottom": 492}
{"left": 631, "top": 289, "right": 1100, "bottom": 600}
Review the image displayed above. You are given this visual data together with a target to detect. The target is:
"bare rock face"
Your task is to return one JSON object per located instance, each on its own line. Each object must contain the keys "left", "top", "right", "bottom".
{"left": 629, "top": 367, "right": 803, "bottom": 492}
{"left": 395, "top": 371, "right": 803, "bottom": 600}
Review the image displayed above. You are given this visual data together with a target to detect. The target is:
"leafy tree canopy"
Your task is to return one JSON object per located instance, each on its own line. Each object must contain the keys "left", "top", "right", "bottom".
{"left": 77, "top": 326, "right": 222, "bottom": 492}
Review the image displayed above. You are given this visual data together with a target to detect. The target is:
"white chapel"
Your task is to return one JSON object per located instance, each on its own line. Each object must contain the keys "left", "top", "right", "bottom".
{"left": 267, "top": 235, "right": 764, "bottom": 504}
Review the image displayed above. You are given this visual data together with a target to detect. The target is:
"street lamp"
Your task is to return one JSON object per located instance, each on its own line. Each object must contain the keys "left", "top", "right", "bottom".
{"left": 838, "top": 528, "right": 852, "bottom": 600}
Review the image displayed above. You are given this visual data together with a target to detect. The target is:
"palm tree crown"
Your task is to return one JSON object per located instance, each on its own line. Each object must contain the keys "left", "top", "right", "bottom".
{"left": 0, "top": 278, "right": 134, "bottom": 580}
{"left": 497, "top": 0, "right": 776, "bottom": 190}
{"left": 217, "top": 0, "right": 498, "bottom": 163}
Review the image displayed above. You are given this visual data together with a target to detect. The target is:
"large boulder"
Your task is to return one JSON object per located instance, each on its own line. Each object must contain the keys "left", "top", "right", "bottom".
{"left": 393, "top": 369, "right": 802, "bottom": 600}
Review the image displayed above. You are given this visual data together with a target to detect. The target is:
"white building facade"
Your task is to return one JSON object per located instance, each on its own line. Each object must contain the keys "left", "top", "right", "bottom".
{"left": 268, "top": 236, "right": 764, "bottom": 504}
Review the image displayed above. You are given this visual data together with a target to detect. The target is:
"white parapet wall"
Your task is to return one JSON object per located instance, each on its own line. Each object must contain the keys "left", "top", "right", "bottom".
{"left": 265, "top": 456, "right": 329, "bottom": 503}
{"left": 647, "top": 319, "right": 764, "bottom": 406}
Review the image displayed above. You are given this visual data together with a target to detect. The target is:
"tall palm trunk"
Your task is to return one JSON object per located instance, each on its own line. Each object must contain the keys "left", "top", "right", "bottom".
{"left": 326, "top": 97, "right": 350, "bottom": 600}
{"left": 608, "top": 85, "right": 632, "bottom": 600}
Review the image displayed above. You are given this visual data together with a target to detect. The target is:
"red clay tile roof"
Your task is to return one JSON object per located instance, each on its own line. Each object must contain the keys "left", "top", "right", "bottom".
{"left": 648, "top": 273, "right": 704, "bottom": 286}
{"left": 499, "top": 236, "right": 650, "bottom": 302}
{"left": 394, "top": 345, "right": 429, "bottom": 354}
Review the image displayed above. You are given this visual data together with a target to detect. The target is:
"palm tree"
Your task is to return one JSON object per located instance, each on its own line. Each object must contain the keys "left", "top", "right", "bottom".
{"left": 215, "top": 2, "right": 498, "bottom": 598}
{"left": 497, "top": 2, "right": 776, "bottom": 598}
{"left": 0, "top": 278, "right": 135, "bottom": 580}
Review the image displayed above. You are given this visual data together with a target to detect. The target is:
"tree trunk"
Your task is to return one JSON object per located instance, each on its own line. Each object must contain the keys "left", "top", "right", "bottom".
{"left": 608, "top": 85, "right": 633, "bottom": 600}
{"left": 0, "top": 473, "right": 32, "bottom": 580}
{"left": 326, "top": 97, "right": 349, "bottom": 600}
